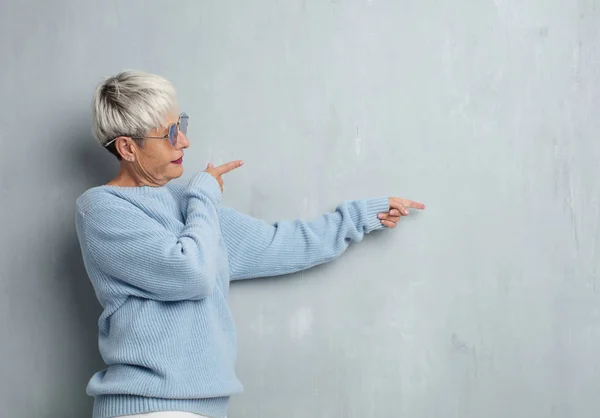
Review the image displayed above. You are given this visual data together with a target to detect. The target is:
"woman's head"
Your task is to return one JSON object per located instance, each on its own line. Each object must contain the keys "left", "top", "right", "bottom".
{"left": 92, "top": 70, "right": 190, "bottom": 186}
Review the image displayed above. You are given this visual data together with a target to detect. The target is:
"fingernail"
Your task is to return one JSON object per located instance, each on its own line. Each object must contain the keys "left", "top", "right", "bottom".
{"left": 378, "top": 214, "right": 383, "bottom": 219}
{"left": 404, "top": 210, "right": 409, "bottom": 215}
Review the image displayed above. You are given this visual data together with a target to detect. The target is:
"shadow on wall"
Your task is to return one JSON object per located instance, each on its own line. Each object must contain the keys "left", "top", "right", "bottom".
{"left": 54, "top": 120, "right": 118, "bottom": 418}
{"left": 70, "top": 124, "right": 119, "bottom": 187}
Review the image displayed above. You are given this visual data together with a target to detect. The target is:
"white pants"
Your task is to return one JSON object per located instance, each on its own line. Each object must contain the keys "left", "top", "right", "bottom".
{"left": 118, "top": 413, "right": 213, "bottom": 418}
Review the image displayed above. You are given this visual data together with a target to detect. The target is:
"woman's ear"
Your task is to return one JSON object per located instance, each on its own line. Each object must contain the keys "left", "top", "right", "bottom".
{"left": 114, "top": 136, "right": 135, "bottom": 162}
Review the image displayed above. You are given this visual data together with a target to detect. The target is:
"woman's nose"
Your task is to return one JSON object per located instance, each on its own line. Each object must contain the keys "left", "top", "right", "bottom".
{"left": 176, "top": 131, "right": 190, "bottom": 149}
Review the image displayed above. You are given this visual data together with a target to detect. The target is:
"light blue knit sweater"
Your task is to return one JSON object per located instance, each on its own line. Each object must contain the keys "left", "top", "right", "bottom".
{"left": 75, "top": 171, "right": 390, "bottom": 418}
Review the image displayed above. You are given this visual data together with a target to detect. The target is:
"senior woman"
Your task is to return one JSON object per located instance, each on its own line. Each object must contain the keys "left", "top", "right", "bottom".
{"left": 75, "top": 70, "right": 425, "bottom": 418}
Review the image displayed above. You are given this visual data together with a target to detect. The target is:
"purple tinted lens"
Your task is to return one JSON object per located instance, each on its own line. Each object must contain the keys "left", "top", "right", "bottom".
{"left": 169, "top": 123, "right": 178, "bottom": 146}
{"left": 180, "top": 114, "right": 189, "bottom": 135}
{"left": 169, "top": 124, "right": 177, "bottom": 146}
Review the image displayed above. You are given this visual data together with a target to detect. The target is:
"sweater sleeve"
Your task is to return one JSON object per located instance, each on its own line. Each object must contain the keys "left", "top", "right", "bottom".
{"left": 219, "top": 198, "right": 390, "bottom": 281}
{"left": 76, "top": 172, "right": 223, "bottom": 301}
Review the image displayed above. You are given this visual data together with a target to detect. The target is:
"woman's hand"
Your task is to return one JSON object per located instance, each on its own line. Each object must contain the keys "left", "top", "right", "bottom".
{"left": 204, "top": 160, "right": 244, "bottom": 192}
{"left": 378, "top": 197, "right": 425, "bottom": 228}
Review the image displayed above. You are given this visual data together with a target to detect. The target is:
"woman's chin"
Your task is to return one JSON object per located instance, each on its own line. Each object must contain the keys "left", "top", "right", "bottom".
{"left": 167, "top": 164, "right": 184, "bottom": 180}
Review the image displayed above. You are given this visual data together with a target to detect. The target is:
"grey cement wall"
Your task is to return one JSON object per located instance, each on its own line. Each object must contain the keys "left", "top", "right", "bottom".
{"left": 1, "top": 1, "right": 599, "bottom": 417}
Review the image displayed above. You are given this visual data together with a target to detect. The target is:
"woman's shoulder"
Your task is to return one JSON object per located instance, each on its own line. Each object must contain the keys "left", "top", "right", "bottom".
{"left": 76, "top": 185, "right": 150, "bottom": 215}
{"left": 76, "top": 184, "right": 182, "bottom": 217}
{"left": 76, "top": 186, "right": 116, "bottom": 213}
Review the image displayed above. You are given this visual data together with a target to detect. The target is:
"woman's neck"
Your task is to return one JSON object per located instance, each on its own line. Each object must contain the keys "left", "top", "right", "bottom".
{"left": 107, "top": 164, "right": 164, "bottom": 188}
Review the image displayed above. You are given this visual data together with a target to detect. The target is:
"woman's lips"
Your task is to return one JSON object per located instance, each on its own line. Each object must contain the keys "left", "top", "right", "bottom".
{"left": 172, "top": 157, "right": 183, "bottom": 164}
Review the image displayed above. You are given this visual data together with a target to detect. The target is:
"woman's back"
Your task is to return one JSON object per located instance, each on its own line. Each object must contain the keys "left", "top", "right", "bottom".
{"left": 76, "top": 174, "right": 241, "bottom": 418}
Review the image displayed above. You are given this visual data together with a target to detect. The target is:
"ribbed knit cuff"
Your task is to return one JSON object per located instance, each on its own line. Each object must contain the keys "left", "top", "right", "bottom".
{"left": 93, "top": 394, "right": 230, "bottom": 418}
{"left": 364, "top": 197, "right": 391, "bottom": 232}
{"left": 188, "top": 172, "right": 222, "bottom": 205}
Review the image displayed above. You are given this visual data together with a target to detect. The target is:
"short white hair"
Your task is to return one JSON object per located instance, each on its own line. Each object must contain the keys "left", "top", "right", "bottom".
{"left": 91, "top": 70, "right": 178, "bottom": 153}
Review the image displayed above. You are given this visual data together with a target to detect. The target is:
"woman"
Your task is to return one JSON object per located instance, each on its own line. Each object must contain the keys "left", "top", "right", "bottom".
{"left": 75, "top": 70, "right": 425, "bottom": 418}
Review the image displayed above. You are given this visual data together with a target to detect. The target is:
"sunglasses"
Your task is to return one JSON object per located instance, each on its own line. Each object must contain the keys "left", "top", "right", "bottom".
{"left": 105, "top": 112, "right": 189, "bottom": 148}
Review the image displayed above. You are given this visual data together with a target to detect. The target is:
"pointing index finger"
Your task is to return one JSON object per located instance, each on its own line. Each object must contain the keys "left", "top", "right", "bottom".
{"left": 215, "top": 160, "right": 244, "bottom": 175}
{"left": 401, "top": 199, "right": 425, "bottom": 210}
